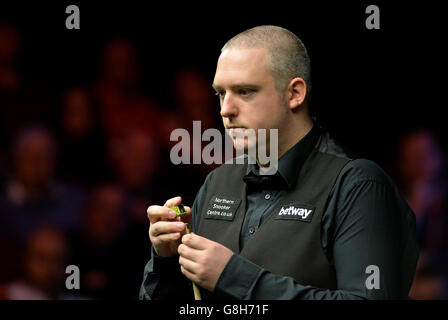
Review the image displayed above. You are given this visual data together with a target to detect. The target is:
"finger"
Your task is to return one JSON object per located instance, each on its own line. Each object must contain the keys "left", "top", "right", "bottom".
{"left": 180, "top": 265, "right": 197, "bottom": 283}
{"left": 179, "top": 255, "right": 200, "bottom": 274}
{"left": 182, "top": 233, "right": 208, "bottom": 250}
{"left": 178, "top": 205, "right": 192, "bottom": 224}
{"left": 147, "top": 205, "right": 177, "bottom": 224}
{"left": 164, "top": 196, "right": 182, "bottom": 209}
{"left": 151, "top": 232, "right": 182, "bottom": 245}
{"left": 178, "top": 205, "right": 191, "bottom": 218}
{"left": 178, "top": 243, "right": 201, "bottom": 262}
{"left": 151, "top": 221, "right": 186, "bottom": 237}
{"left": 183, "top": 206, "right": 191, "bottom": 215}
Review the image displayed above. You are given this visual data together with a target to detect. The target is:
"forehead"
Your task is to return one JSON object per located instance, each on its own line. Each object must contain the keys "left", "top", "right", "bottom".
{"left": 213, "top": 47, "right": 272, "bottom": 87}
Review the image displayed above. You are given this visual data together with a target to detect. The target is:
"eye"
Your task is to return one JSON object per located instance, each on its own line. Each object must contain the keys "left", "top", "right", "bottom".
{"left": 238, "top": 88, "right": 254, "bottom": 96}
{"left": 215, "top": 91, "right": 225, "bottom": 99}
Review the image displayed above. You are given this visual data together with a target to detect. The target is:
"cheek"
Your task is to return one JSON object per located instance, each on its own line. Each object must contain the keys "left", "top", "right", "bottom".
{"left": 250, "top": 99, "right": 284, "bottom": 129}
{"left": 253, "top": 89, "right": 288, "bottom": 122}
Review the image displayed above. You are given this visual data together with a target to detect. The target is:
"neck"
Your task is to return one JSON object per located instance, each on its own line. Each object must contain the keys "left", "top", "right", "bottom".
{"left": 278, "top": 116, "right": 314, "bottom": 158}
{"left": 255, "top": 116, "right": 314, "bottom": 169}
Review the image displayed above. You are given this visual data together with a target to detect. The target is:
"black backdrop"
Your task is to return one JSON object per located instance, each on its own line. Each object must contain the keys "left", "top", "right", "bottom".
{"left": 1, "top": 0, "right": 446, "bottom": 172}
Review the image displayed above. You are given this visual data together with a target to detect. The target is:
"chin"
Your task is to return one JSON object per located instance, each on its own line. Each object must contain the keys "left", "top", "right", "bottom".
{"left": 233, "top": 138, "right": 256, "bottom": 155}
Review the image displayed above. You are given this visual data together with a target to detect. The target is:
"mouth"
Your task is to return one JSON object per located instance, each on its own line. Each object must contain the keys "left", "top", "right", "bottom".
{"left": 227, "top": 127, "right": 246, "bottom": 135}
{"left": 227, "top": 126, "right": 248, "bottom": 140}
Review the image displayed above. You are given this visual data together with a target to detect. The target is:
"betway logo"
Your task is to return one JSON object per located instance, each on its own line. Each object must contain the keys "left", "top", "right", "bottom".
{"left": 278, "top": 206, "right": 313, "bottom": 219}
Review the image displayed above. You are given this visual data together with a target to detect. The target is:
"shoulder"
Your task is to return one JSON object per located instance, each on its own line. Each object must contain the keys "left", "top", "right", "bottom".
{"left": 202, "top": 167, "right": 217, "bottom": 186}
{"left": 326, "top": 158, "right": 413, "bottom": 227}
{"left": 327, "top": 158, "right": 404, "bottom": 211}
{"left": 316, "top": 130, "right": 391, "bottom": 186}
{"left": 338, "top": 158, "right": 393, "bottom": 187}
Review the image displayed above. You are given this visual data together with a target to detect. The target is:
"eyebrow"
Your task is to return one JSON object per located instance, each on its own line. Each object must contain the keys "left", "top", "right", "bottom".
{"left": 212, "top": 83, "right": 261, "bottom": 91}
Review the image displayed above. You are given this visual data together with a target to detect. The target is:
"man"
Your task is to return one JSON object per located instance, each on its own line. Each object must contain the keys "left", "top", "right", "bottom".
{"left": 140, "top": 25, "right": 419, "bottom": 300}
{"left": 0, "top": 126, "right": 84, "bottom": 245}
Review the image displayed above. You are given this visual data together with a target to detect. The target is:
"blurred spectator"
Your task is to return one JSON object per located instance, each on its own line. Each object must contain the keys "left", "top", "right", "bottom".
{"left": 69, "top": 184, "right": 142, "bottom": 299}
{"left": 0, "top": 21, "right": 56, "bottom": 174}
{"left": 94, "top": 37, "right": 172, "bottom": 143}
{"left": 106, "top": 131, "right": 190, "bottom": 298}
{"left": 56, "top": 86, "right": 110, "bottom": 187}
{"left": 409, "top": 258, "right": 448, "bottom": 300}
{"left": 162, "top": 67, "right": 222, "bottom": 199}
{"left": 172, "top": 67, "right": 220, "bottom": 131}
{"left": 0, "top": 126, "right": 85, "bottom": 247}
{"left": 395, "top": 128, "right": 448, "bottom": 299}
{"left": 0, "top": 20, "right": 24, "bottom": 174}
{"left": 0, "top": 20, "right": 22, "bottom": 93}
{"left": 1, "top": 226, "right": 73, "bottom": 299}
{"left": 108, "top": 130, "right": 164, "bottom": 223}
{"left": 108, "top": 131, "right": 160, "bottom": 197}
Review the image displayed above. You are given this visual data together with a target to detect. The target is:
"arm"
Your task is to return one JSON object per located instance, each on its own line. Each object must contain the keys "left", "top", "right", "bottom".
{"left": 139, "top": 170, "right": 215, "bottom": 300}
{"left": 139, "top": 247, "right": 192, "bottom": 300}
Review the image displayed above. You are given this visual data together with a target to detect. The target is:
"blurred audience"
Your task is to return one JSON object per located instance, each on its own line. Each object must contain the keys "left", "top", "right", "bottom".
{"left": 172, "top": 67, "right": 219, "bottom": 132}
{"left": 395, "top": 128, "right": 448, "bottom": 299}
{"left": 166, "top": 67, "right": 221, "bottom": 193}
{"left": 0, "top": 21, "right": 24, "bottom": 174}
{"left": 0, "top": 126, "right": 85, "bottom": 245}
{"left": 56, "top": 86, "right": 110, "bottom": 187}
{"left": 69, "top": 184, "right": 145, "bottom": 299}
{"left": 108, "top": 130, "right": 164, "bottom": 220}
{"left": 0, "top": 21, "right": 55, "bottom": 175}
{"left": 1, "top": 226, "right": 73, "bottom": 299}
{"left": 409, "top": 258, "right": 448, "bottom": 300}
{"left": 93, "top": 37, "right": 172, "bottom": 144}
{"left": 0, "top": 21, "right": 22, "bottom": 94}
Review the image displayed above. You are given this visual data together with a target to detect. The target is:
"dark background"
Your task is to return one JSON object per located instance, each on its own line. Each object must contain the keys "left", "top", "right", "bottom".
{"left": 0, "top": 1, "right": 447, "bottom": 300}
{"left": 2, "top": 1, "right": 445, "bottom": 166}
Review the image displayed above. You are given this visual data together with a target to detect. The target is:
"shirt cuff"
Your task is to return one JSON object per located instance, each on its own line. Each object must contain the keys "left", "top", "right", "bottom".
{"left": 215, "top": 253, "right": 265, "bottom": 299}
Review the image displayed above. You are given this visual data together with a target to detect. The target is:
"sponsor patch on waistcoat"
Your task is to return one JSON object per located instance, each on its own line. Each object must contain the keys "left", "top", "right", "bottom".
{"left": 274, "top": 203, "right": 315, "bottom": 223}
{"left": 204, "top": 195, "right": 241, "bottom": 221}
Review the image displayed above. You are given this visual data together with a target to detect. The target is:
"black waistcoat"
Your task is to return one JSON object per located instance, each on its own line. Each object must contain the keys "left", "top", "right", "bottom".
{"left": 196, "top": 148, "right": 350, "bottom": 299}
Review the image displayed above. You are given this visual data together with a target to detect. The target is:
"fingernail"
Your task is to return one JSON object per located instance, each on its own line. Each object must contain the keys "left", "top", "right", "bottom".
{"left": 177, "top": 223, "right": 184, "bottom": 229}
{"left": 169, "top": 210, "right": 176, "bottom": 217}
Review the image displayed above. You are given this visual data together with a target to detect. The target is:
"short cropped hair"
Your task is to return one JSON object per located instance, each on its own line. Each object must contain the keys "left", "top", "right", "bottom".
{"left": 222, "top": 25, "right": 311, "bottom": 99}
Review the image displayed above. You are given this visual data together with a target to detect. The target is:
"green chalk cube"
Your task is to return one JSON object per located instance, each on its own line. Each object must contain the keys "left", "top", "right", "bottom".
{"left": 171, "top": 204, "right": 186, "bottom": 217}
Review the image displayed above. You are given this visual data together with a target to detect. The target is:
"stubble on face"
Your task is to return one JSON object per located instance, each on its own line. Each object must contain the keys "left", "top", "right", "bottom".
{"left": 214, "top": 47, "right": 288, "bottom": 155}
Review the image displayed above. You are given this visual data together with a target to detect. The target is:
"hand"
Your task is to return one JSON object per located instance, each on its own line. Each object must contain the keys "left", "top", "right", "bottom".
{"left": 178, "top": 233, "right": 234, "bottom": 292}
{"left": 147, "top": 196, "right": 192, "bottom": 257}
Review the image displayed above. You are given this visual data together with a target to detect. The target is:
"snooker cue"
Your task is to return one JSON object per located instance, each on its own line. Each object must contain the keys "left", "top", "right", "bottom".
{"left": 184, "top": 223, "right": 202, "bottom": 300}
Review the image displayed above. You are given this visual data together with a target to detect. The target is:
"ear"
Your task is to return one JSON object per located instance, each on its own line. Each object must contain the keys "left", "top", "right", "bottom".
{"left": 287, "top": 77, "right": 307, "bottom": 110}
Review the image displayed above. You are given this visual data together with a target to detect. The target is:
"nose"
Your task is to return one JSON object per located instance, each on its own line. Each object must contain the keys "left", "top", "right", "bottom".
{"left": 220, "top": 92, "right": 238, "bottom": 118}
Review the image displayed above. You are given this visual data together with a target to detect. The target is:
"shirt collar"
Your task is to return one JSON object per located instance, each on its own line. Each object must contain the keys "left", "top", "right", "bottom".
{"left": 245, "top": 122, "right": 321, "bottom": 189}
